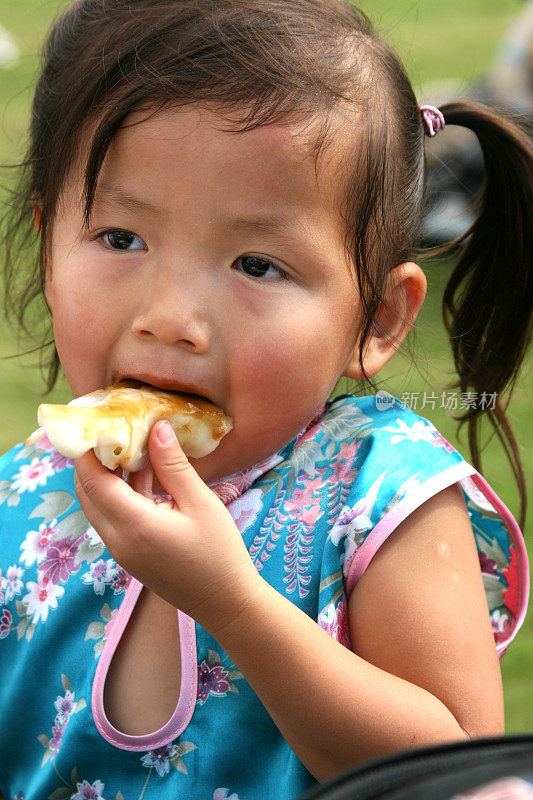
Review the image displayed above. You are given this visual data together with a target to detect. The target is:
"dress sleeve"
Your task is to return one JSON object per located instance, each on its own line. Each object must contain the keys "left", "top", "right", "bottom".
{"left": 316, "top": 394, "right": 529, "bottom": 659}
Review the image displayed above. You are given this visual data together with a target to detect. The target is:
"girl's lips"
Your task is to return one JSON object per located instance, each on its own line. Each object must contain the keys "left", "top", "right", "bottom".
{"left": 113, "top": 373, "right": 221, "bottom": 410}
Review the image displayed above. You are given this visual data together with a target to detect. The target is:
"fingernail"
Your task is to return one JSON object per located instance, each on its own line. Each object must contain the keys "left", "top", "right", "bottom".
{"left": 156, "top": 420, "right": 175, "bottom": 444}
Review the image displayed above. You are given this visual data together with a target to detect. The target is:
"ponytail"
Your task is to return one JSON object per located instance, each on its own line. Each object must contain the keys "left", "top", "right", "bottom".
{"left": 435, "top": 101, "right": 532, "bottom": 528}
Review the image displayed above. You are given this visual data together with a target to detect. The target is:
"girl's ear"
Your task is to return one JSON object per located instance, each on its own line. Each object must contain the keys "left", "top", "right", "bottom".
{"left": 31, "top": 194, "right": 43, "bottom": 235}
{"left": 343, "top": 262, "right": 427, "bottom": 381}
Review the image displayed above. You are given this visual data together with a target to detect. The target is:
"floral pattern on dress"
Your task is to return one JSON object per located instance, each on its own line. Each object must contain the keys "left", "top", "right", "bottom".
{"left": 84, "top": 603, "right": 119, "bottom": 658}
{"left": 140, "top": 745, "right": 178, "bottom": 777}
{"left": 11, "top": 456, "right": 55, "bottom": 494}
{"left": 3, "top": 486, "right": 104, "bottom": 641}
{"left": 38, "top": 674, "right": 86, "bottom": 765}
{"left": 381, "top": 418, "right": 439, "bottom": 445}
{"left": 248, "top": 490, "right": 284, "bottom": 572}
{"left": 491, "top": 608, "right": 512, "bottom": 642}
{"left": 229, "top": 488, "right": 264, "bottom": 534}
{"left": 381, "top": 417, "right": 456, "bottom": 453}
{"left": 71, "top": 779, "right": 106, "bottom": 800}
{"left": 317, "top": 594, "right": 351, "bottom": 649}
{"left": 490, "top": 546, "right": 520, "bottom": 646}
{"left": 140, "top": 741, "right": 197, "bottom": 777}
{"left": 461, "top": 476, "right": 499, "bottom": 515}
{"left": 0, "top": 459, "right": 49, "bottom": 508}
{"left": 1, "top": 564, "right": 24, "bottom": 602}
{"left": 429, "top": 432, "right": 456, "bottom": 452}
{"left": 250, "top": 469, "right": 330, "bottom": 597}
{"left": 110, "top": 565, "right": 132, "bottom": 595}
{"left": 39, "top": 535, "right": 83, "bottom": 584}
{"left": 247, "top": 401, "right": 376, "bottom": 583}
{"left": 47, "top": 768, "right": 127, "bottom": 800}
{"left": 322, "top": 440, "right": 361, "bottom": 524}
{"left": 20, "top": 519, "right": 59, "bottom": 566}
{"left": 22, "top": 576, "right": 65, "bottom": 626}
{"left": 468, "top": 498, "right": 518, "bottom": 641}
{"left": 197, "top": 649, "right": 244, "bottom": 705}
{"left": 282, "top": 476, "right": 323, "bottom": 597}
{"left": 329, "top": 471, "right": 386, "bottom": 576}
{"left": 210, "top": 452, "right": 284, "bottom": 499}
{"left": 82, "top": 559, "right": 118, "bottom": 595}
{"left": 0, "top": 606, "right": 12, "bottom": 638}
{"left": 214, "top": 790, "right": 240, "bottom": 800}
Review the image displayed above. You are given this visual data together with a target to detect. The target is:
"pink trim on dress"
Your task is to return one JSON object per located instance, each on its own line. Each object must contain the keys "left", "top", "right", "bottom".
{"left": 91, "top": 576, "right": 198, "bottom": 752}
{"left": 470, "top": 472, "right": 530, "bottom": 657}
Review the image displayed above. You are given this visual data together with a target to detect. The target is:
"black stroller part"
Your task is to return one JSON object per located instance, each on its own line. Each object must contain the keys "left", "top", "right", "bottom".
{"left": 298, "top": 735, "right": 533, "bottom": 800}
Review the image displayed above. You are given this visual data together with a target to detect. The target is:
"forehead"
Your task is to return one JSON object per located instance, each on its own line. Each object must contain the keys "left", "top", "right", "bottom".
{"left": 67, "top": 104, "right": 354, "bottom": 228}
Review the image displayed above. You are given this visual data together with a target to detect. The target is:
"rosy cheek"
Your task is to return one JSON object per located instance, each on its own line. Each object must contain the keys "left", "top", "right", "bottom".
{"left": 236, "top": 338, "right": 293, "bottom": 388}
{"left": 57, "top": 278, "right": 117, "bottom": 336}
{"left": 54, "top": 302, "right": 97, "bottom": 353}
{"left": 235, "top": 335, "right": 324, "bottom": 408}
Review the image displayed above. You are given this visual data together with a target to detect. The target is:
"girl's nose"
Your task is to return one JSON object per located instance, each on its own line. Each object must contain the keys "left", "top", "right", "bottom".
{"left": 131, "top": 291, "right": 212, "bottom": 353}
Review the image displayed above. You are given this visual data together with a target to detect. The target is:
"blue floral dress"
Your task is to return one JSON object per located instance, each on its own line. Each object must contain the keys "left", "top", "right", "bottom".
{"left": 0, "top": 394, "right": 528, "bottom": 800}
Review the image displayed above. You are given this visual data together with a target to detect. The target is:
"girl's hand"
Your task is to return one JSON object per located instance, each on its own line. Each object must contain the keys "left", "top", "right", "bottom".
{"left": 74, "top": 420, "right": 264, "bottom": 636}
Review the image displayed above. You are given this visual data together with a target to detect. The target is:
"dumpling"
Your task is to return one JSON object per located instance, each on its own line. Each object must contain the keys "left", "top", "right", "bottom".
{"left": 25, "top": 381, "right": 233, "bottom": 471}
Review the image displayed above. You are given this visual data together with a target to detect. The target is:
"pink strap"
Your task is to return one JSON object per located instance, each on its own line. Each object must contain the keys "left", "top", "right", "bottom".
{"left": 91, "top": 578, "right": 198, "bottom": 751}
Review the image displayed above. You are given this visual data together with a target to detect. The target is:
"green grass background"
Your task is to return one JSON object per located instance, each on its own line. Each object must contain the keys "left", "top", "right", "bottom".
{"left": 0, "top": 0, "right": 531, "bottom": 729}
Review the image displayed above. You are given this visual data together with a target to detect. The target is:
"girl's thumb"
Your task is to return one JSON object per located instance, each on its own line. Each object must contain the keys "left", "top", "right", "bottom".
{"left": 149, "top": 420, "right": 205, "bottom": 508}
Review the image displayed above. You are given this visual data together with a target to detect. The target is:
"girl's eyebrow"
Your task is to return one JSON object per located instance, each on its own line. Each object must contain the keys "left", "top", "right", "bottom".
{"left": 95, "top": 183, "right": 296, "bottom": 237}
{"left": 94, "top": 183, "right": 161, "bottom": 216}
{"left": 227, "top": 215, "right": 295, "bottom": 237}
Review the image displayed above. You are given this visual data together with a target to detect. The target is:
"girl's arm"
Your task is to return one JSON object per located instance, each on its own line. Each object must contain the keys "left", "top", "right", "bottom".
{"left": 202, "top": 485, "right": 503, "bottom": 780}
{"left": 75, "top": 423, "right": 503, "bottom": 782}
{"left": 347, "top": 481, "right": 504, "bottom": 742}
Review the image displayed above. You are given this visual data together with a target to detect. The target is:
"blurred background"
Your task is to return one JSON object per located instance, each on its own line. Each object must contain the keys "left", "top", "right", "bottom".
{"left": 0, "top": 0, "right": 532, "bottom": 729}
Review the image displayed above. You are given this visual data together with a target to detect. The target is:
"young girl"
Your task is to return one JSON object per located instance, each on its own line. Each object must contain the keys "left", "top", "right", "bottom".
{"left": 0, "top": 1, "right": 531, "bottom": 798}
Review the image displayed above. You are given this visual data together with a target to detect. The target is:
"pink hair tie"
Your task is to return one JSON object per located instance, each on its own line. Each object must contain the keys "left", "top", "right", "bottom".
{"left": 420, "top": 105, "right": 445, "bottom": 137}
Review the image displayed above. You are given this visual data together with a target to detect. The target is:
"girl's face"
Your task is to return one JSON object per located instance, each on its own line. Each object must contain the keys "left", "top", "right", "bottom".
{"left": 45, "top": 105, "right": 364, "bottom": 481}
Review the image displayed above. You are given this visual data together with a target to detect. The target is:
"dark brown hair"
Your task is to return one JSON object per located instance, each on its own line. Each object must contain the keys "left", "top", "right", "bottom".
{"left": 2, "top": 0, "right": 532, "bottom": 525}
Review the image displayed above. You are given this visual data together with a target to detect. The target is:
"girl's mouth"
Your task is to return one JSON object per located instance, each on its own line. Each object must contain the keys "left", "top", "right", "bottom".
{"left": 115, "top": 376, "right": 217, "bottom": 409}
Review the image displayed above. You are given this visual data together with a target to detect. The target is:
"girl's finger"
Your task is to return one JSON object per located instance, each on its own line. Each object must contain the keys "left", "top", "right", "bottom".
{"left": 74, "top": 450, "right": 153, "bottom": 542}
{"left": 148, "top": 420, "right": 212, "bottom": 513}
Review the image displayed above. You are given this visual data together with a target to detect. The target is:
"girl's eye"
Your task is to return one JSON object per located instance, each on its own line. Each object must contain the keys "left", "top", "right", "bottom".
{"left": 100, "top": 229, "right": 146, "bottom": 251}
{"left": 233, "top": 255, "right": 287, "bottom": 280}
